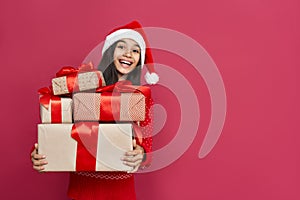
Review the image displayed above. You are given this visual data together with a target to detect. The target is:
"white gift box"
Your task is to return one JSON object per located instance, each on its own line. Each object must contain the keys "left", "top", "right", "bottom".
{"left": 40, "top": 98, "right": 73, "bottom": 123}
{"left": 38, "top": 123, "right": 133, "bottom": 172}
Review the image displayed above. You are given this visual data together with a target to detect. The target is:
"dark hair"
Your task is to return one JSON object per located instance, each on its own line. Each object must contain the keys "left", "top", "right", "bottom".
{"left": 97, "top": 41, "right": 142, "bottom": 86}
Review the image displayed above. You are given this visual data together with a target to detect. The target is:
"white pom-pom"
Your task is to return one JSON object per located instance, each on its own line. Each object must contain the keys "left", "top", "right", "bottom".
{"left": 145, "top": 72, "right": 159, "bottom": 85}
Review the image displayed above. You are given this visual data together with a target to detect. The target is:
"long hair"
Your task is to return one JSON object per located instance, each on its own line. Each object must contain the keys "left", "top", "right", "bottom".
{"left": 98, "top": 41, "right": 142, "bottom": 86}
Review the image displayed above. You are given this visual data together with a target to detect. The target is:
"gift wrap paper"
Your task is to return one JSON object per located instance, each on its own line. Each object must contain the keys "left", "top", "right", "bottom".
{"left": 40, "top": 98, "right": 72, "bottom": 123}
{"left": 73, "top": 92, "right": 146, "bottom": 122}
{"left": 38, "top": 123, "right": 133, "bottom": 171}
{"left": 38, "top": 124, "right": 76, "bottom": 171}
{"left": 52, "top": 71, "right": 105, "bottom": 95}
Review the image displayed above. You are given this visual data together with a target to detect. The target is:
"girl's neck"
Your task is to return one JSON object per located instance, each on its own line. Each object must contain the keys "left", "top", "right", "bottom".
{"left": 118, "top": 74, "right": 128, "bottom": 81}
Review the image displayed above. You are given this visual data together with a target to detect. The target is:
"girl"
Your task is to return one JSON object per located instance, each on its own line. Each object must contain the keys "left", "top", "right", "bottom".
{"left": 31, "top": 20, "right": 159, "bottom": 200}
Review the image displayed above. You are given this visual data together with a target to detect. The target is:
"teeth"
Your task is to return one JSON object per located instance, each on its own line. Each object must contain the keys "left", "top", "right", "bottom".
{"left": 120, "top": 60, "right": 131, "bottom": 65}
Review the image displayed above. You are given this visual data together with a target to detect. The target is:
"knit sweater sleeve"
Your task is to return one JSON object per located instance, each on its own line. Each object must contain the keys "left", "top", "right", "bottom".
{"left": 133, "top": 98, "right": 153, "bottom": 168}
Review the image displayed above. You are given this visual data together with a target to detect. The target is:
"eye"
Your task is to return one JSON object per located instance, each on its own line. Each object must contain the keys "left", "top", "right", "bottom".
{"left": 132, "top": 49, "right": 140, "bottom": 54}
{"left": 117, "top": 45, "right": 125, "bottom": 49}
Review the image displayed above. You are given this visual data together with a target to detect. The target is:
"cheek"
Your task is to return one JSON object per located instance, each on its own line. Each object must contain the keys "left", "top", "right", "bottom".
{"left": 134, "top": 55, "right": 140, "bottom": 64}
{"left": 113, "top": 54, "right": 118, "bottom": 61}
{"left": 113, "top": 49, "right": 122, "bottom": 59}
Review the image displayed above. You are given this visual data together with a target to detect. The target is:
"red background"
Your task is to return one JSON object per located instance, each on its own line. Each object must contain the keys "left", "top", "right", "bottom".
{"left": 1, "top": 0, "right": 299, "bottom": 199}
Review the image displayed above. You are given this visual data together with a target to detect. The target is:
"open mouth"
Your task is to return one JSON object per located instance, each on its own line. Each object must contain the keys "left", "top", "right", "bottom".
{"left": 119, "top": 59, "right": 133, "bottom": 67}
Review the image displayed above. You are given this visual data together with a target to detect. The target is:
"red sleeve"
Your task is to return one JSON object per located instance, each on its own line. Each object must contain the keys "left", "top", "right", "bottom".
{"left": 133, "top": 98, "right": 153, "bottom": 168}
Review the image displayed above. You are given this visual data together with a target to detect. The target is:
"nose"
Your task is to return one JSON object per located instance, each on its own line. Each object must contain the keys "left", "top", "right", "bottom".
{"left": 124, "top": 49, "right": 132, "bottom": 57}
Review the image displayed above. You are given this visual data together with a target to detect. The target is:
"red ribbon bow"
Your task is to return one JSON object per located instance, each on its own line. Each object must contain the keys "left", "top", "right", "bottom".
{"left": 56, "top": 62, "right": 95, "bottom": 77}
{"left": 71, "top": 122, "right": 99, "bottom": 171}
{"left": 38, "top": 87, "right": 62, "bottom": 123}
{"left": 38, "top": 87, "right": 53, "bottom": 110}
{"left": 96, "top": 80, "right": 151, "bottom": 97}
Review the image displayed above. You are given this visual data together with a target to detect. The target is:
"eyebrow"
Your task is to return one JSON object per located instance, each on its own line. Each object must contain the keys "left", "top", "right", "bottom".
{"left": 118, "top": 40, "right": 140, "bottom": 48}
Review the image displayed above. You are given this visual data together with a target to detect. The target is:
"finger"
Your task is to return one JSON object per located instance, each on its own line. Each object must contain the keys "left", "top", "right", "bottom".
{"left": 132, "top": 139, "right": 137, "bottom": 148}
{"left": 33, "top": 165, "right": 45, "bottom": 172}
{"left": 123, "top": 157, "right": 142, "bottom": 167}
{"left": 33, "top": 159, "right": 48, "bottom": 167}
{"left": 122, "top": 154, "right": 143, "bottom": 163}
{"left": 35, "top": 143, "right": 39, "bottom": 154}
{"left": 30, "top": 145, "right": 38, "bottom": 157}
{"left": 32, "top": 153, "right": 46, "bottom": 160}
{"left": 30, "top": 151, "right": 35, "bottom": 157}
{"left": 122, "top": 158, "right": 142, "bottom": 165}
{"left": 125, "top": 149, "right": 143, "bottom": 156}
{"left": 127, "top": 165, "right": 140, "bottom": 173}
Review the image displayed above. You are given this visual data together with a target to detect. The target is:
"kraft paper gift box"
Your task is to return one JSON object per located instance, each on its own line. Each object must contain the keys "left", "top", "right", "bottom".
{"left": 52, "top": 64, "right": 106, "bottom": 95}
{"left": 40, "top": 98, "right": 72, "bottom": 123}
{"left": 73, "top": 92, "right": 146, "bottom": 122}
{"left": 38, "top": 123, "right": 133, "bottom": 172}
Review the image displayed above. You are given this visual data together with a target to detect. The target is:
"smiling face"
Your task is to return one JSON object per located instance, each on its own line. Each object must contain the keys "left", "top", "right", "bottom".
{"left": 113, "top": 38, "right": 141, "bottom": 78}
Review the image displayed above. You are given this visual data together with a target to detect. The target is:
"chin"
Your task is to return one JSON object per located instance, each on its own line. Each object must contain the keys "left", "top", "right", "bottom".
{"left": 117, "top": 67, "right": 134, "bottom": 76}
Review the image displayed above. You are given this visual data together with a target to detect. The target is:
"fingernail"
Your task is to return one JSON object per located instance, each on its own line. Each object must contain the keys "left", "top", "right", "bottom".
{"left": 42, "top": 155, "right": 46, "bottom": 158}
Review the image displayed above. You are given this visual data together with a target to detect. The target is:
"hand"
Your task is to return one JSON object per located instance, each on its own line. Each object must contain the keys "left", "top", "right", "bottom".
{"left": 31, "top": 143, "right": 48, "bottom": 172}
{"left": 122, "top": 139, "right": 144, "bottom": 173}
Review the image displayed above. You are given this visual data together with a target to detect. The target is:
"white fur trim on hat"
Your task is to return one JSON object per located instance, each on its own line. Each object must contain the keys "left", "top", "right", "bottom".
{"left": 145, "top": 72, "right": 159, "bottom": 85}
{"left": 102, "top": 29, "right": 146, "bottom": 67}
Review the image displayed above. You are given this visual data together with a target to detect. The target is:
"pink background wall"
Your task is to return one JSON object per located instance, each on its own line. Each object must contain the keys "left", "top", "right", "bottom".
{"left": 1, "top": 0, "right": 299, "bottom": 199}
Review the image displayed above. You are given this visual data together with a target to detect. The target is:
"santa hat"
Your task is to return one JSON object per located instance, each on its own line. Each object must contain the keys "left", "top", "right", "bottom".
{"left": 102, "top": 20, "right": 159, "bottom": 85}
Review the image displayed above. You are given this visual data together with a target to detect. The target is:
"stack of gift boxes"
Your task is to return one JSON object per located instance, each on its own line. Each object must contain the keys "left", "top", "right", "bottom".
{"left": 37, "top": 63, "right": 150, "bottom": 172}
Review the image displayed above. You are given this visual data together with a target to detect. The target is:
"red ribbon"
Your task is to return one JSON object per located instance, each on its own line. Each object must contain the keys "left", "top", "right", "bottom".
{"left": 100, "top": 93, "right": 121, "bottom": 121}
{"left": 55, "top": 62, "right": 95, "bottom": 77}
{"left": 132, "top": 123, "right": 143, "bottom": 145}
{"left": 38, "top": 87, "right": 62, "bottom": 123}
{"left": 71, "top": 122, "right": 99, "bottom": 171}
{"left": 55, "top": 62, "right": 104, "bottom": 93}
{"left": 95, "top": 80, "right": 151, "bottom": 97}
{"left": 95, "top": 81, "right": 151, "bottom": 121}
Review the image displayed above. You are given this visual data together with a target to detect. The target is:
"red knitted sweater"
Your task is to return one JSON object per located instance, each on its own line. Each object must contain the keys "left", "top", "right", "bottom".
{"left": 67, "top": 99, "right": 153, "bottom": 200}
